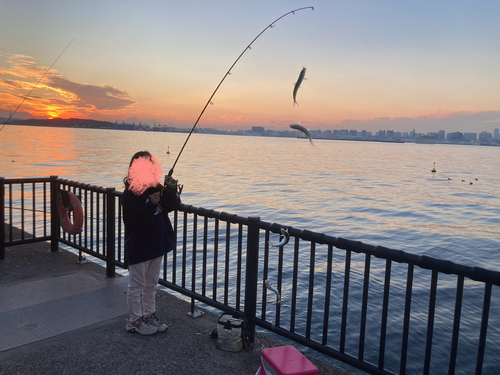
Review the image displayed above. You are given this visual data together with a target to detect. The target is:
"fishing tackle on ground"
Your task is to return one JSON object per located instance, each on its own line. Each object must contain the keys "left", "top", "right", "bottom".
{"left": 167, "top": 6, "right": 314, "bottom": 178}
{"left": 0, "top": 39, "right": 74, "bottom": 132}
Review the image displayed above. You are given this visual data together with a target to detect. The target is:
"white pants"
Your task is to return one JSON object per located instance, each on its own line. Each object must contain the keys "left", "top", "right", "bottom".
{"left": 127, "top": 256, "right": 163, "bottom": 323}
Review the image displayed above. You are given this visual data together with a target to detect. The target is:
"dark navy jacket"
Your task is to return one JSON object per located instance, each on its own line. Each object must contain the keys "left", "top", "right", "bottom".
{"left": 121, "top": 184, "right": 181, "bottom": 266}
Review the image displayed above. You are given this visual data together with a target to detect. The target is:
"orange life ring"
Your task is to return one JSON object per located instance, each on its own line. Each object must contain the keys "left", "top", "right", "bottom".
{"left": 58, "top": 191, "right": 84, "bottom": 234}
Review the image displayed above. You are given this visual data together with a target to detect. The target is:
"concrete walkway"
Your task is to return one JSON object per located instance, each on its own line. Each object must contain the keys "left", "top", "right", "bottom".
{"left": 0, "top": 229, "right": 350, "bottom": 375}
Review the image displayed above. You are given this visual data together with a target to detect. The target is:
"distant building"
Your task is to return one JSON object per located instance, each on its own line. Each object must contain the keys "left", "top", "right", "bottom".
{"left": 349, "top": 130, "right": 357, "bottom": 136}
{"left": 447, "top": 132, "right": 463, "bottom": 141}
{"left": 463, "top": 133, "right": 477, "bottom": 141}
{"left": 310, "top": 130, "right": 322, "bottom": 137}
{"left": 494, "top": 128, "right": 499, "bottom": 140}
{"left": 251, "top": 126, "right": 265, "bottom": 133}
{"left": 426, "top": 132, "right": 438, "bottom": 139}
{"left": 479, "top": 131, "right": 492, "bottom": 142}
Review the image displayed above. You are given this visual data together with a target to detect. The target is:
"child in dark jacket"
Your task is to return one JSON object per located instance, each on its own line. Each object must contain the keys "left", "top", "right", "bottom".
{"left": 121, "top": 151, "right": 181, "bottom": 335}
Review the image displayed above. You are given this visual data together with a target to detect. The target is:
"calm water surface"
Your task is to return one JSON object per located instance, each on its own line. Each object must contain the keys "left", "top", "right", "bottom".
{"left": 2, "top": 125, "right": 500, "bottom": 374}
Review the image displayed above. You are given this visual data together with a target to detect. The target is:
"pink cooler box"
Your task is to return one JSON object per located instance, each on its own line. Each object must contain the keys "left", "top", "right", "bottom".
{"left": 258, "top": 345, "right": 318, "bottom": 375}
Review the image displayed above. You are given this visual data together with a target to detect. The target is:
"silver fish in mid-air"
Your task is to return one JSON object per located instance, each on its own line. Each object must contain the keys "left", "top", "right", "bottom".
{"left": 289, "top": 123, "right": 314, "bottom": 145}
{"left": 269, "top": 228, "right": 290, "bottom": 248}
{"left": 265, "top": 280, "right": 281, "bottom": 304}
{"left": 293, "top": 67, "right": 306, "bottom": 106}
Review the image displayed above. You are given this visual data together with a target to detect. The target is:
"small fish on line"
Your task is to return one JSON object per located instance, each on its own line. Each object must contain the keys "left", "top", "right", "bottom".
{"left": 289, "top": 123, "right": 314, "bottom": 145}
{"left": 293, "top": 67, "right": 306, "bottom": 106}
{"left": 264, "top": 280, "right": 281, "bottom": 304}
{"left": 269, "top": 228, "right": 290, "bottom": 248}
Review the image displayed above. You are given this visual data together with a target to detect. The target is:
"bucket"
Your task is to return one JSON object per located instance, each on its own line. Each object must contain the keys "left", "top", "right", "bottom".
{"left": 215, "top": 313, "right": 244, "bottom": 352}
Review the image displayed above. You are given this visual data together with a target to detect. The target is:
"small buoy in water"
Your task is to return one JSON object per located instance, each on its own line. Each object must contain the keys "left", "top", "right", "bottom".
{"left": 448, "top": 178, "right": 452, "bottom": 180}
{"left": 470, "top": 182, "right": 473, "bottom": 185}
{"left": 431, "top": 162, "right": 436, "bottom": 173}
{"left": 166, "top": 146, "right": 170, "bottom": 155}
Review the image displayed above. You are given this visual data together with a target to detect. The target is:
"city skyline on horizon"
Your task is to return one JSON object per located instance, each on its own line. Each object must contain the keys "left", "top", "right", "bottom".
{"left": 5, "top": 117, "right": 499, "bottom": 141}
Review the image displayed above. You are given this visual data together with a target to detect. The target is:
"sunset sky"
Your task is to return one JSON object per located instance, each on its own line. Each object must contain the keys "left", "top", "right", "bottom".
{"left": 0, "top": 0, "right": 499, "bottom": 133}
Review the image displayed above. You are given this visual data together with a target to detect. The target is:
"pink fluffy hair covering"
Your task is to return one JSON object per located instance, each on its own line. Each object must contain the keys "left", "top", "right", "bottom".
{"left": 128, "top": 155, "right": 163, "bottom": 195}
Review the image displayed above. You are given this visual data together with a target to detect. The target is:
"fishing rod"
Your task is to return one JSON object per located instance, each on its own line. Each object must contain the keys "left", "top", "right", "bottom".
{"left": 167, "top": 6, "right": 314, "bottom": 177}
{"left": 0, "top": 39, "right": 74, "bottom": 132}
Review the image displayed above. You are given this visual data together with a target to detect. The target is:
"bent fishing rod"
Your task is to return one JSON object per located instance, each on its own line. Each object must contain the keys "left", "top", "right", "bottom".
{"left": 0, "top": 39, "right": 74, "bottom": 132}
{"left": 167, "top": 6, "right": 314, "bottom": 178}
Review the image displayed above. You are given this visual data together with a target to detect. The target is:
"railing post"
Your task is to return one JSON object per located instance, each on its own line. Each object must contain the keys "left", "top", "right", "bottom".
{"left": 106, "top": 187, "right": 116, "bottom": 278}
{"left": 50, "top": 176, "right": 59, "bottom": 252}
{"left": 244, "top": 216, "right": 260, "bottom": 348}
{"left": 0, "top": 177, "right": 5, "bottom": 260}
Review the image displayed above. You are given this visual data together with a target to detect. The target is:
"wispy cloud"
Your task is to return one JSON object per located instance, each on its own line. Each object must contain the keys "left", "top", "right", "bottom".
{"left": 0, "top": 54, "right": 135, "bottom": 118}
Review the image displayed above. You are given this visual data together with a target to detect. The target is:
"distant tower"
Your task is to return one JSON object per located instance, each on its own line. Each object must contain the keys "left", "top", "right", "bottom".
{"left": 494, "top": 128, "right": 499, "bottom": 140}
{"left": 438, "top": 130, "right": 445, "bottom": 141}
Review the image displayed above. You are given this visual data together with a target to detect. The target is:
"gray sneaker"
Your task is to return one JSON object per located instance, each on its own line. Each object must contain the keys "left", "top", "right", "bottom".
{"left": 146, "top": 313, "right": 168, "bottom": 332}
{"left": 126, "top": 316, "right": 158, "bottom": 335}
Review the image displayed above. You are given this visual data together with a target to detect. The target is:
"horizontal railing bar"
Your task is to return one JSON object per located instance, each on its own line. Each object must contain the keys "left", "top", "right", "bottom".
{"left": 180, "top": 204, "right": 250, "bottom": 225}
{"left": 4, "top": 236, "right": 52, "bottom": 246}
{"left": 247, "top": 219, "right": 499, "bottom": 286}
{"left": 3, "top": 177, "right": 52, "bottom": 184}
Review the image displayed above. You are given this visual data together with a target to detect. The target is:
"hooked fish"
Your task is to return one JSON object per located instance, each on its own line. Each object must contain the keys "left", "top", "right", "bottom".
{"left": 269, "top": 228, "right": 290, "bottom": 248}
{"left": 293, "top": 67, "right": 306, "bottom": 106}
{"left": 264, "top": 280, "right": 281, "bottom": 304}
{"left": 289, "top": 123, "right": 314, "bottom": 145}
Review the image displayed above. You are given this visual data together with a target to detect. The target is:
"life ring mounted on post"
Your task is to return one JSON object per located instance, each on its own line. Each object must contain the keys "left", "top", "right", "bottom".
{"left": 58, "top": 190, "right": 84, "bottom": 235}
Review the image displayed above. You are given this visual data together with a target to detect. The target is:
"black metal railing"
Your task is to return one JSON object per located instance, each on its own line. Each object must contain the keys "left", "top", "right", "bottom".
{"left": 2, "top": 176, "right": 499, "bottom": 374}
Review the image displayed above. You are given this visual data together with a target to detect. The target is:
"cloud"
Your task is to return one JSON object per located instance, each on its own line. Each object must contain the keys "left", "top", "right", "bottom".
{"left": 47, "top": 76, "right": 135, "bottom": 110}
{"left": 0, "top": 54, "right": 48, "bottom": 80}
{"left": 0, "top": 53, "right": 135, "bottom": 118}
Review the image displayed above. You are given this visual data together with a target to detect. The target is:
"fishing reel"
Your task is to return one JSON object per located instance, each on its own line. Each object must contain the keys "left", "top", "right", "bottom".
{"left": 164, "top": 176, "right": 178, "bottom": 190}
{"left": 161, "top": 175, "right": 182, "bottom": 196}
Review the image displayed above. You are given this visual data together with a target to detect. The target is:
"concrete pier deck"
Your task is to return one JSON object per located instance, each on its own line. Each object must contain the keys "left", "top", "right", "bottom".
{"left": 0, "top": 229, "right": 349, "bottom": 375}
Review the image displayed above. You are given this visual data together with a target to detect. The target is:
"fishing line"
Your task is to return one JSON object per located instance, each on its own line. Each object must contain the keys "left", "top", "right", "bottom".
{"left": 168, "top": 7, "right": 314, "bottom": 177}
{"left": 0, "top": 39, "right": 74, "bottom": 132}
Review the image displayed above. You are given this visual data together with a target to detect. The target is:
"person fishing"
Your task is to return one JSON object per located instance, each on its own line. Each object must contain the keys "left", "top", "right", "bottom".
{"left": 121, "top": 151, "right": 182, "bottom": 335}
